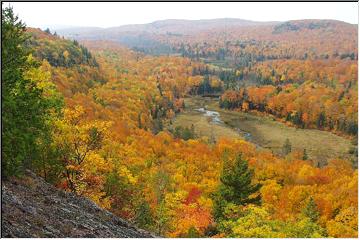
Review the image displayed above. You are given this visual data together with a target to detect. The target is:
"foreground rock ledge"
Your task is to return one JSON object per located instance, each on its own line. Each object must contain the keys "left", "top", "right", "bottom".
{"left": 1, "top": 170, "right": 155, "bottom": 238}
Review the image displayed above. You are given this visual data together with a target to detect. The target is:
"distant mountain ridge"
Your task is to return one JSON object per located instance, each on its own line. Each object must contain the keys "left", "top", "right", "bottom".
{"left": 55, "top": 18, "right": 272, "bottom": 44}
{"left": 56, "top": 18, "right": 278, "bottom": 35}
{"left": 53, "top": 18, "right": 357, "bottom": 57}
{"left": 56, "top": 18, "right": 354, "bottom": 36}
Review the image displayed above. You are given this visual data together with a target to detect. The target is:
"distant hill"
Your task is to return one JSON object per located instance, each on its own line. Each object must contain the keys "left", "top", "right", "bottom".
{"left": 55, "top": 18, "right": 278, "bottom": 54}
{"left": 57, "top": 18, "right": 277, "bottom": 37}
{"left": 55, "top": 18, "right": 357, "bottom": 57}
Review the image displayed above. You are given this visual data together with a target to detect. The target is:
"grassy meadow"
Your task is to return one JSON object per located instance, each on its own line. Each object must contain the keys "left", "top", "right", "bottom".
{"left": 168, "top": 97, "right": 356, "bottom": 165}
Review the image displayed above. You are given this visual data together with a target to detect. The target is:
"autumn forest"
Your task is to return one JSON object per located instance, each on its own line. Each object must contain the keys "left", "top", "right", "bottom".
{"left": 1, "top": 4, "right": 358, "bottom": 238}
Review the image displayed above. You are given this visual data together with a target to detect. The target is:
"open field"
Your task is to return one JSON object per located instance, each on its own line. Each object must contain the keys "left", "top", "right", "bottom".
{"left": 167, "top": 107, "right": 241, "bottom": 141}
{"left": 169, "top": 96, "right": 356, "bottom": 165}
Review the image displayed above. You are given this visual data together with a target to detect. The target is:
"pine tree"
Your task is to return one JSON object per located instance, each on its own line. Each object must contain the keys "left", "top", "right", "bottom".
{"left": 213, "top": 153, "right": 261, "bottom": 221}
{"left": 302, "top": 148, "right": 308, "bottom": 160}
{"left": 302, "top": 197, "right": 320, "bottom": 222}
{"left": 283, "top": 138, "right": 292, "bottom": 155}
{"left": 186, "top": 226, "right": 201, "bottom": 238}
{"left": 2, "top": 7, "right": 61, "bottom": 177}
{"left": 2, "top": 7, "right": 34, "bottom": 177}
{"left": 317, "top": 112, "right": 326, "bottom": 128}
{"left": 135, "top": 200, "right": 155, "bottom": 230}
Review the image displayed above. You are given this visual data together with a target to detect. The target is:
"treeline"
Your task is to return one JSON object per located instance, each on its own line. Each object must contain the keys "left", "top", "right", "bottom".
{"left": 220, "top": 83, "right": 357, "bottom": 135}
{"left": 218, "top": 58, "right": 357, "bottom": 136}
{"left": 26, "top": 28, "right": 98, "bottom": 67}
{"left": 242, "top": 59, "right": 357, "bottom": 87}
{"left": 2, "top": 8, "right": 358, "bottom": 238}
{"left": 163, "top": 19, "right": 358, "bottom": 65}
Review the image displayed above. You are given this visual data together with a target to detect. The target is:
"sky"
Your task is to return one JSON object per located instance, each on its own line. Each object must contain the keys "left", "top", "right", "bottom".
{"left": 4, "top": 2, "right": 359, "bottom": 29}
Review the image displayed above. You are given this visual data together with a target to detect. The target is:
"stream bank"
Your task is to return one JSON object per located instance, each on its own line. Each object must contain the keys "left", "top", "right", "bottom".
{"left": 168, "top": 96, "right": 356, "bottom": 165}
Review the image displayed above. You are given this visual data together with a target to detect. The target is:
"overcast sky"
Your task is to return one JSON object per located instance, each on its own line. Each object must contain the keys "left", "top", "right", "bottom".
{"left": 4, "top": 2, "right": 359, "bottom": 29}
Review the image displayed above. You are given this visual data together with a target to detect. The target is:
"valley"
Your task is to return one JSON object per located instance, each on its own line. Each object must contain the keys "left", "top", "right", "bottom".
{"left": 169, "top": 96, "right": 356, "bottom": 166}
{"left": 2, "top": 3, "right": 358, "bottom": 238}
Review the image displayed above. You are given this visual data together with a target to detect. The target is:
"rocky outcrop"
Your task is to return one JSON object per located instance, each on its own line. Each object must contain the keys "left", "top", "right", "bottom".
{"left": 1, "top": 170, "right": 155, "bottom": 238}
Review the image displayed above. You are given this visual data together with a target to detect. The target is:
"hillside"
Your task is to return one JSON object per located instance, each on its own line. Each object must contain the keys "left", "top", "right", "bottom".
{"left": 57, "top": 18, "right": 275, "bottom": 37}
{"left": 56, "top": 18, "right": 357, "bottom": 58}
{"left": 2, "top": 6, "right": 358, "bottom": 238}
{"left": 1, "top": 170, "right": 155, "bottom": 238}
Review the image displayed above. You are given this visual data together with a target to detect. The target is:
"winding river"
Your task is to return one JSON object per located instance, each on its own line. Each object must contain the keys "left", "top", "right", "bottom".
{"left": 195, "top": 107, "right": 254, "bottom": 142}
{"left": 169, "top": 96, "right": 356, "bottom": 165}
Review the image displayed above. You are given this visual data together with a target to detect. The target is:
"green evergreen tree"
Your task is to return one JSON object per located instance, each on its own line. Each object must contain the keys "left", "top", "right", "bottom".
{"left": 302, "top": 148, "right": 308, "bottom": 160}
{"left": 135, "top": 200, "right": 155, "bottom": 230}
{"left": 198, "top": 75, "right": 212, "bottom": 95}
{"left": 302, "top": 197, "right": 320, "bottom": 222}
{"left": 317, "top": 112, "right": 326, "bottom": 128}
{"left": 186, "top": 226, "right": 201, "bottom": 238}
{"left": 2, "top": 7, "right": 61, "bottom": 177}
{"left": 283, "top": 138, "right": 292, "bottom": 156}
{"left": 213, "top": 153, "right": 261, "bottom": 221}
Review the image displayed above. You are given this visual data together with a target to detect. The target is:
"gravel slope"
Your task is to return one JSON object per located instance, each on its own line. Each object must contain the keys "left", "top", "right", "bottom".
{"left": 1, "top": 170, "right": 155, "bottom": 238}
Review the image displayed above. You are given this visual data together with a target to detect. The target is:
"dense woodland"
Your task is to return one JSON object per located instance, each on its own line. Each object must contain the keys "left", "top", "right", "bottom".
{"left": 161, "top": 20, "right": 358, "bottom": 136}
{"left": 162, "top": 20, "right": 358, "bottom": 62}
{"left": 219, "top": 59, "right": 358, "bottom": 135}
{"left": 2, "top": 7, "right": 358, "bottom": 238}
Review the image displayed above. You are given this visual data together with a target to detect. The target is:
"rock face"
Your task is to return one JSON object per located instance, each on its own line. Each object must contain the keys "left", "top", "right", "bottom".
{"left": 1, "top": 170, "right": 155, "bottom": 238}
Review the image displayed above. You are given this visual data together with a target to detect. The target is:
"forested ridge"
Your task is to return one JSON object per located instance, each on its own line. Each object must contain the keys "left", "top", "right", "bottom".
{"left": 60, "top": 18, "right": 358, "bottom": 137}
{"left": 2, "top": 7, "right": 358, "bottom": 238}
{"left": 219, "top": 58, "right": 358, "bottom": 136}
